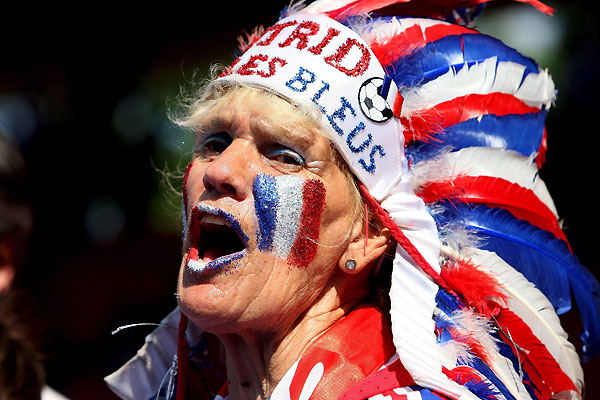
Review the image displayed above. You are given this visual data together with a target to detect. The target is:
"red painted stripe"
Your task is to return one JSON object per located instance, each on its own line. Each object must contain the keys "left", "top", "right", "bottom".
{"left": 417, "top": 176, "right": 569, "bottom": 244}
{"left": 288, "top": 179, "right": 326, "bottom": 267}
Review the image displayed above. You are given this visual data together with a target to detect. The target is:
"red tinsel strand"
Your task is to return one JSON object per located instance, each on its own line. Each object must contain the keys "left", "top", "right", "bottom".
{"left": 177, "top": 311, "right": 189, "bottom": 400}
{"left": 357, "top": 182, "right": 455, "bottom": 295}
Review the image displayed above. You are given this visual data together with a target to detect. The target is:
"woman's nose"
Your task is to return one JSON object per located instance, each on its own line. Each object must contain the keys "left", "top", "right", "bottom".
{"left": 201, "top": 140, "right": 254, "bottom": 200}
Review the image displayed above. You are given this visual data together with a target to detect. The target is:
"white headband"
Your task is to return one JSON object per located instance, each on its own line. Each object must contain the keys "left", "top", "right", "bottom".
{"left": 215, "top": 14, "right": 405, "bottom": 201}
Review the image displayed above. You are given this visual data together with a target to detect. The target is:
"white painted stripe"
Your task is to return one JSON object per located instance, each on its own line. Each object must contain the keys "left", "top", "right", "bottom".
{"left": 273, "top": 175, "right": 304, "bottom": 259}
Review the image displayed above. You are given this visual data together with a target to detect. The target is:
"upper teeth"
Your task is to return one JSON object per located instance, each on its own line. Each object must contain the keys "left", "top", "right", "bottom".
{"left": 200, "top": 214, "right": 232, "bottom": 227}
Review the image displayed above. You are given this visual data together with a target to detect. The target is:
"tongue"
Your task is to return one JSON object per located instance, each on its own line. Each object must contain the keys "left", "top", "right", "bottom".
{"left": 203, "top": 246, "right": 230, "bottom": 262}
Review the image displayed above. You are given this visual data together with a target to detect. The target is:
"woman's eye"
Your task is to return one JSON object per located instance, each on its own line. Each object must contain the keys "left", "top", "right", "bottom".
{"left": 197, "top": 132, "right": 232, "bottom": 155}
{"left": 268, "top": 146, "right": 305, "bottom": 166}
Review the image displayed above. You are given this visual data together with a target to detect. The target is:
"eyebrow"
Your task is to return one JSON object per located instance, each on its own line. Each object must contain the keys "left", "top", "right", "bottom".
{"left": 252, "top": 117, "right": 315, "bottom": 153}
{"left": 195, "top": 115, "right": 232, "bottom": 135}
{"left": 197, "top": 112, "right": 317, "bottom": 152}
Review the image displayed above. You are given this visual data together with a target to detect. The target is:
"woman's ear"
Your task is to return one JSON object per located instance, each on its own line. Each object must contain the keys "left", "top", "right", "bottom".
{"left": 338, "top": 227, "right": 390, "bottom": 275}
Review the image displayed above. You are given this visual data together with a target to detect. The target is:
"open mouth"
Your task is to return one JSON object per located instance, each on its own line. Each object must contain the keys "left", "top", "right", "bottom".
{"left": 186, "top": 204, "right": 248, "bottom": 273}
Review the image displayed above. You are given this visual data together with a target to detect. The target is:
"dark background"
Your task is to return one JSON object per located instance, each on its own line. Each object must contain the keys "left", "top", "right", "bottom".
{"left": 1, "top": 1, "right": 598, "bottom": 398}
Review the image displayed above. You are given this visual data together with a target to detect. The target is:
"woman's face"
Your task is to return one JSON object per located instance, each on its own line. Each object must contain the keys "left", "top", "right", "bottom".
{"left": 177, "top": 88, "right": 362, "bottom": 335}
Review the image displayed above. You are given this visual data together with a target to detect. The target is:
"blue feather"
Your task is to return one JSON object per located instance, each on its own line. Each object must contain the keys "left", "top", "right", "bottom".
{"left": 405, "top": 111, "right": 546, "bottom": 163}
{"left": 434, "top": 203, "right": 600, "bottom": 360}
{"left": 436, "top": 287, "right": 465, "bottom": 315}
{"left": 388, "top": 34, "right": 539, "bottom": 88}
{"left": 460, "top": 375, "right": 501, "bottom": 400}
{"left": 443, "top": 111, "right": 546, "bottom": 155}
{"left": 405, "top": 141, "right": 445, "bottom": 165}
{"left": 492, "top": 331, "right": 539, "bottom": 399}
{"left": 461, "top": 358, "right": 516, "bottom": 400}
{"left": 434, "top": 296, "right": 510, "bottom": 399}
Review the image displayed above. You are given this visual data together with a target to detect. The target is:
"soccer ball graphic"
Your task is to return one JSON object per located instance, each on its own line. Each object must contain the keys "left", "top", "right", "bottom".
{"left": 358, "top": 77, "right": 394, "bottom": 123}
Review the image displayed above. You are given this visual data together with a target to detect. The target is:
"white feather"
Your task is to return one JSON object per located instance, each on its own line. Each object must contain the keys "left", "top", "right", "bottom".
{"left": 450, "top": 309, "right": 500, "bottom": 357}
{"left": 466, "top": 248, "right": 584, "bottom": 398}
{"left": 434, "top": 307, "right": 532, "bottom": 400}
{"left": 489, "top": 351, "right": 535, "bottom": 400}
{"left": 400, "top": 57, "right": 555, "bottom": 114}
{"left": 360, "top": 17, "right": 452, "bottom": 44}
{"left": 455, "top": 310, "right": 538, "bottom": 400}
{"left": 300, "top": 0, "right": 357, "bottom": 14}
{"left": 438, "top": 339, "right": 475, "bottom": 368}
{"left": 410, "top": 147, "right": 558, "bottom": 216}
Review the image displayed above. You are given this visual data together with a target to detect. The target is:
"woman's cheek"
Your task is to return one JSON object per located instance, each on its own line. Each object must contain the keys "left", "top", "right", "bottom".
{"left": 253, "top": 174, "right": 326, "bottom": 267}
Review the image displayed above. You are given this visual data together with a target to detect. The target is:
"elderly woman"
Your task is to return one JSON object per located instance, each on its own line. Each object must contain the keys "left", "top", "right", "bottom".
{"left": 107, "top": 0, "right": 599, "bottom": 399}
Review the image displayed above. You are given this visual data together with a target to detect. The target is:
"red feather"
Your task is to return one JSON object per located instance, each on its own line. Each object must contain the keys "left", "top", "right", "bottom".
{"left": 369, "top": 22, "right": 477, "bottom": 67}
{"left": 417, "top": 175, "right": 569, "bottom": 244}
{"left": 237, "top": 25, "right": 267, "bottom": 54}
{"left": 445, "top": 324, "right": 495, "bottom": 364}
{"left": 400, "top": 112, "right": 444, "bottom": 144}
{"left": 442, "top": 258, "right": 507, "bottom": 318}
{"left": 536, "top": 127, "right": 548, "bottom": 169}
{"left": 495, "top": 308, "right": 579, "bottom": 397}
{"left": 401, "top": 93, "right": 540, "bottom": 144}
{"left": 324, "top": 0, "right": 553, "bottom": 20}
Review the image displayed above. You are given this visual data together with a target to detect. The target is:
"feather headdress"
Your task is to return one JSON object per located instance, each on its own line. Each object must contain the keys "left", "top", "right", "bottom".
{"left": 275, "top": 0, "right": 598, "bottom": 398}
{"left": 108, "top": 1, "right": 599, "bottom": 399}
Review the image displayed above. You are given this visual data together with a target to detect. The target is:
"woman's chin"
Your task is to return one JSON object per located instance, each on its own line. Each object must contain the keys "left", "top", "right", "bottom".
{"left": 176, "top": 254, "right": 259, "bottom": 332}
{"left": 177, "top": 285, "right": 241, "bottom": 333}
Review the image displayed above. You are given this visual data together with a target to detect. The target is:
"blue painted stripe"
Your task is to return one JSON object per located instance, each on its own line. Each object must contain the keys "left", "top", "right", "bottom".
{"left": 388, "top": 33, "right": 539, "bottom": 88}
{"left": 253, "top": 174, "right": 279, "bottom": 252}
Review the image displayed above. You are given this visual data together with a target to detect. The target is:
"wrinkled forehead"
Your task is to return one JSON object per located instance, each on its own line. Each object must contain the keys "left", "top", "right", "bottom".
{"left": 192, "top": 85, "right": 325, "bottom": 140}
{"left": 215, "top": 14, "right": 407, "bottom": 201}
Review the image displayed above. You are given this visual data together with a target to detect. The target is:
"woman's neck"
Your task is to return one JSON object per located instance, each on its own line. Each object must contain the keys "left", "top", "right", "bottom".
{"left": 216, "top": 285, "right": 361, "bottom": 400}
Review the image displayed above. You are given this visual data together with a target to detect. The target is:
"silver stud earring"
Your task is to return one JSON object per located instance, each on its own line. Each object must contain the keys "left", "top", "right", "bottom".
{"left": 345, "top": 259, "right": 357, "bottom": 271}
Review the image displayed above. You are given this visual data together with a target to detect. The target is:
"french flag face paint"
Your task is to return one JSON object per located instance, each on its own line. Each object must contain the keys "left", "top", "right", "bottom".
{"left": 253, "top": 174, "right": 326, "bottom": 267}
{"left": 186, "top": 204, "right": 249, "bottom": 274}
